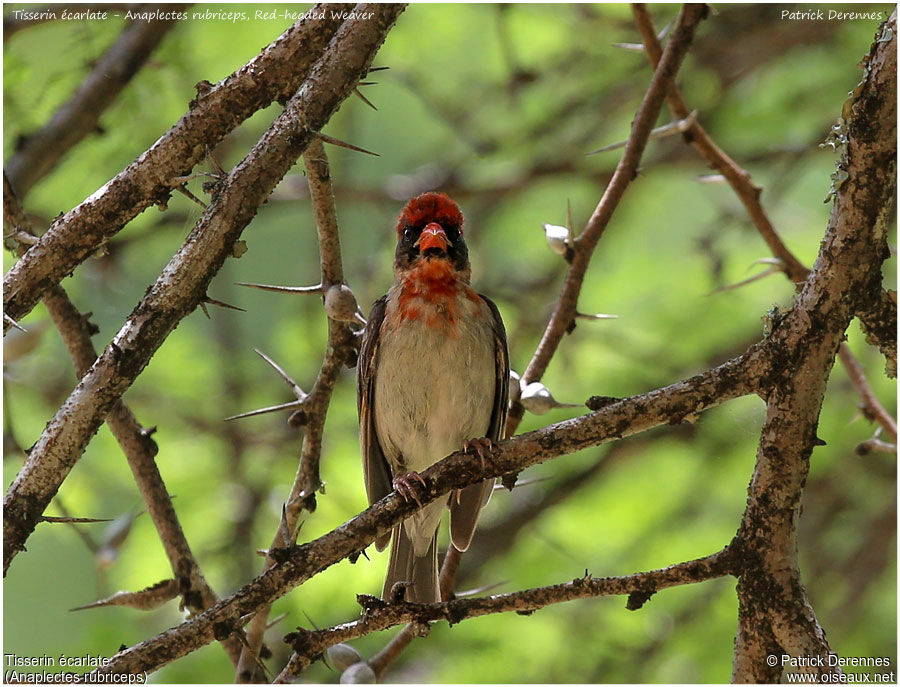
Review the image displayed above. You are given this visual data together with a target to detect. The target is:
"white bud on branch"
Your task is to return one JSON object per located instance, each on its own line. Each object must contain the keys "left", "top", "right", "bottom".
{"left": 542, "top": 223, "right": 571, "bottom": 256}
{"left": 327, "top": 643, "right": 363, "bottom": 672}
{"left": 519, "top": 381, "right": 581, "bottom": 415}
{"left": 340, "top": 662, "right": 376, "bottom": 684}
{"left": 324, "top": 284, "right": 367, "bottom": 326}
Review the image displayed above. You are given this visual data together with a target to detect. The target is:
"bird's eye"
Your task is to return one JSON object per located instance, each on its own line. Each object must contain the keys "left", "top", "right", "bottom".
{"left": 403, "top": 227, "right": 416, "bottom": 240}
{"left": 445, "top": 225, "right": 460, "bottom": 241}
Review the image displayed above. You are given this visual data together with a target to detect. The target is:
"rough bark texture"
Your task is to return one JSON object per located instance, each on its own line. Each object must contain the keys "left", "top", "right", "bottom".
{"left": 730, "top": 11, "right": 896, "bottom": 682}
{"left": 2, "top": 3, "right": 353, "bottom": 333}
{"left": 2, "top": 4, "right": 894, "bottom": 682}
{"left": 3, "top": 3, "right": 406, "bottom": 573}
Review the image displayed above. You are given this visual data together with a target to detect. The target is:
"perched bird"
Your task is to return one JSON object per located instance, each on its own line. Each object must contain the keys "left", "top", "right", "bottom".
{"left": 357, "top": 192, "right": 509, "bottom": 603}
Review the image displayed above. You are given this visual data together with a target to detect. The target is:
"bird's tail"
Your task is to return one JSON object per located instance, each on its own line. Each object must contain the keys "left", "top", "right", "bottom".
{"left": 383, "top": 526, "right": 439, "bottom": 603}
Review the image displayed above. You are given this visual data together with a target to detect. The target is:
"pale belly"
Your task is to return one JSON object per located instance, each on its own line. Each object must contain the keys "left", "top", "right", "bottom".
{"left": 373, "top": 303, "right": 496, "bottom": 475}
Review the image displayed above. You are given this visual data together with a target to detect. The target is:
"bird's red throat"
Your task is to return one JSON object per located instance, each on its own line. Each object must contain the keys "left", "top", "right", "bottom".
{"left": 396, "top": 258, "right": 479, "bottom": 331}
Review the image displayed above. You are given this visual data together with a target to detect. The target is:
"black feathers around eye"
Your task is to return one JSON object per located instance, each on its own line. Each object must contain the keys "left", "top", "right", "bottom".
{"left": 394, "top": 218, "right": 468, "bottom": 273}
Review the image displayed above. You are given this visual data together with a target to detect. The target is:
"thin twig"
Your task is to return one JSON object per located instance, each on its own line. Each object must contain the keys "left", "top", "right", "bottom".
{"left": 3, "top": 3, "right": 356, "bottom": 332}
{"left": 236, "top": 136, "right": 361, "bottom": 681}
{"left": 280, "top": 548, "right": 734, "bottom": 674}
{"left": 838, "top": 341, "right": 898, "bottom": 442}
{"left": 507, "top": 3, "right": 708, "bottom": 440}
{"left": 631, "top": 3, "right": 809, "bottom": 284}
{"left": 2, "top": 174, "right": 243, "bottom": 664}
{"left": 633, "top": 3, "right": 898, "bottom": 447}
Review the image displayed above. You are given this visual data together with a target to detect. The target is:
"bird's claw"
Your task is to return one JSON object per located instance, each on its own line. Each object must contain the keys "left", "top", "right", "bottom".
{"left": 393, "top": 472, "right": 426, "bottom": 508}
{"left": 463, "top": 437, "right": 494, "bottom": 469}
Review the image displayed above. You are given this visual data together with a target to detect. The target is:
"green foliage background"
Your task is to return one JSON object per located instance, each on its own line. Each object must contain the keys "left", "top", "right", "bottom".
{"left": 3, "top": 3, "right": 896, "bottom": 683}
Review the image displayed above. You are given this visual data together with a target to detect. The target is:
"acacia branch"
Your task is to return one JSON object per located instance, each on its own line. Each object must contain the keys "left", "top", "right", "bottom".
{"left": 2, "top": 174, "right": 241, "bottom": 664}
{"left": 279, "top": 548, "right": 734, "bottom": 675}
{"left": 235, "top": 138, "right": 359, "bottom": 682}
{"left": 634, "top": 3, "right": 898, "bottom": 439}
{"left": 509, "top": 3, "right": 709, "bottom": 436}
{"left": 632, "top": 3, "right": 809, "bottom": 283}
{"left": 731, "top": 11, "right": 895, "bottom": 680}
{"left": 3, "top": 3, "right": 406, "bottom": 574}
{"left": 5, "top": 6, "right": 182, "bottom": 197}
{"left": 94, "top": 345, "right": 765, "bottom": 677}
{"left": 2, "top": 3, "right": 355, "bottom": 333}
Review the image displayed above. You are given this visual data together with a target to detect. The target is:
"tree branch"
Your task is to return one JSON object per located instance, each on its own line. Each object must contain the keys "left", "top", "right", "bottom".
{"left": 631, "top": 3, "right": 809, "bottom": 284}
{"left": 731, "top": 11, "right": 895, "bottom": 680}
{"left": 235, "top": 138, "right": 359, "bottom": 682}
{"left": 3, "top": 3, "right": 406, "bottom": 574}
{"left": 633, "top": 2, "right": 897, "bottom": 438}
{"left": 279, "top": 548, "right": 735, "bottom": 675}
{"left": 93, "top": 346, "right": 763, "bottom": 677}
{"left": 837, "top": 344, "right": 897, "bottom": 442}
{"left": 2, "top": 173, "right": 242, "bottom": 664}
{"left": 2, "top": 3, "right": 355, "bottom": 333}
{"left": 509, "top": 3, "right": 709, "bottom": 437}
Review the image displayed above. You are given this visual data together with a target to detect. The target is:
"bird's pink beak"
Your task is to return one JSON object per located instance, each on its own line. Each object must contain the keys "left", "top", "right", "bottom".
{"left": 416, "top": 222, "right": 450, "bottom": 252}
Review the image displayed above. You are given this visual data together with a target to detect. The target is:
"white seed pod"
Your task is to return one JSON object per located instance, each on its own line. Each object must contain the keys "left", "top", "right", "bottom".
{"left": 324, "top": 284, "right": 366, "bottom": 325}
{"left": 542, "top": 223, "right": 570, "bottom": 255}
{"left": 520, "top": 381, "right": 580, "bottom": 415}
{"left": 327, "top": 643, "right": 363, "bottom": 672}
{"left": 508, "top": 369, "right": 522, "bottom": 403}
{"left": 340, "top": 662, "right": 376, "bottom": 684}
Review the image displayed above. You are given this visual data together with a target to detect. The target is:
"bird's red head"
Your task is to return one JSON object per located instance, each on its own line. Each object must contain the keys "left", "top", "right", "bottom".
{"left": 396, "top": 192, "right": 464, "bottom": 238}
{"left": 394, "top": 192, "right": 469, "bottom": 275}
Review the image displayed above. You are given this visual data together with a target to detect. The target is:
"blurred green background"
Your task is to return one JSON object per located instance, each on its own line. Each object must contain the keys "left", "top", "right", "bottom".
{"left": 3, "top": 3, "right": 896, "bottom": 683}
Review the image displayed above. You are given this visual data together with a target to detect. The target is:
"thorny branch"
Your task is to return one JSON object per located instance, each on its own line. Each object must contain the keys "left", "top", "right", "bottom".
{"left": 3, "top": 174, "right": 242, "bottom": 665}
{"left": 632, "top": 3, "right": 898, "bottom": 443}
{"left": 280, "top": 548, "right": 735, "bottom": 674}
{"left": 509, "top": 3, "right": 709, "bottom": 439}
{"left": 2, "top": 3, "right": 355, "bottom": 333}
{"left": 3, "top": 3, "right": 406, "bottom": 573}
{"left": 95, "top": 346, "right": 767, "bottom": 677}
{"left": 729, "top": 9, "right": 895, "bottom": 681}
{"left": 632, "top": 3, "right": 809, "bottom": 284}
{"left": 235, "top": 137, "right": 361, "bottom": 682}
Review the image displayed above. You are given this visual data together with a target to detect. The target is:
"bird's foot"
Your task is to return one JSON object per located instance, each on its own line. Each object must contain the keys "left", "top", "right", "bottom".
{"left": 393, "top": 472, "right": 427, "bottom": 508}
{"left": 463, "top": 437, "right": 494, "bottom": 468}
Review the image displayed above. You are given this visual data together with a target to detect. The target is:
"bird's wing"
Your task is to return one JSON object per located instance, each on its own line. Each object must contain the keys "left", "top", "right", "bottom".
{"left": 358, "top": 295, "right": 393, "bottom": 551}
{"left": 449, "top": 294, "right": 510, "bottom": 552}
{"left": 481, "top": 294, "right": 510, "bottom": 445}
